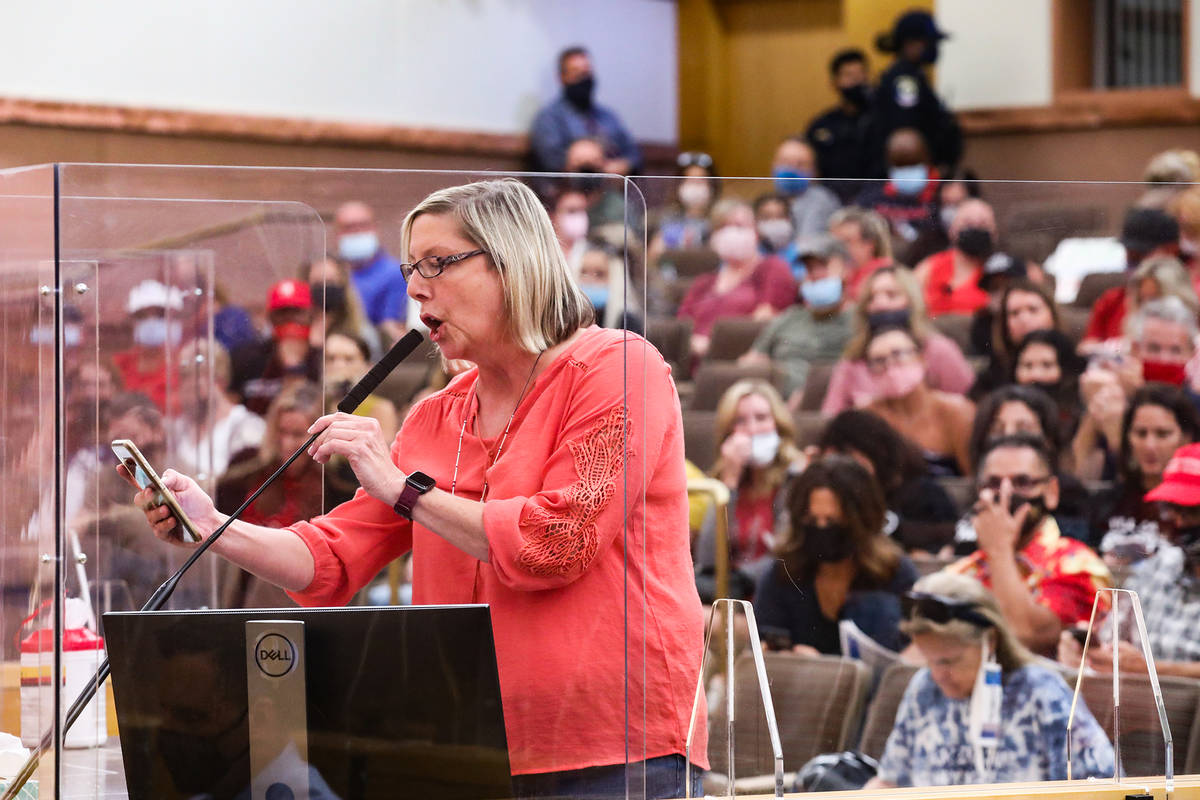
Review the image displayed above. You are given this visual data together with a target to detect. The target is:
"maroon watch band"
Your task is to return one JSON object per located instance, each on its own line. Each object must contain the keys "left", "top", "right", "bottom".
{"left": 393, "top": 471, "right": 435, "bottom": 520}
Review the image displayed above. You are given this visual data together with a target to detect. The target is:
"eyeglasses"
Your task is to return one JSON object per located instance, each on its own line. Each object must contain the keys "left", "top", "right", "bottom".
{"left": 977, "top": 474, "right": 1050, "bottom": 493}
{"left": 866, "top": 346, "right": 918, "bottom": 373}
{"left": 400, "top": 249, "right": 487, "bottom": 281}
{"left": 676, "top": 151, "right": 713, "bottom": 169}
{"left": 901, "top": 591, "right": 993, "bottom": 628}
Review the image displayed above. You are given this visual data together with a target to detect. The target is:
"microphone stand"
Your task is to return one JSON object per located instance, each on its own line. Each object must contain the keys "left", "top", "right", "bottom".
{"left": 1, "top": 330, "right": 424, "bottom": 799}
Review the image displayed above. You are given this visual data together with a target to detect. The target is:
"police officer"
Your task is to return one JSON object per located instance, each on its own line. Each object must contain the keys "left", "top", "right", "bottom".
{"left": 805, "top": 48, "right": 876, "bottom": 204}
{"left": 871, "top": 10, "right": 962, "bottom": 176}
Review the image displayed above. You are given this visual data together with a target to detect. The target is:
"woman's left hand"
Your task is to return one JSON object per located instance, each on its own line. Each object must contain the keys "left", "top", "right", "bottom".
{"left": 308, "top": 412, "right": 405, "bottom": 505}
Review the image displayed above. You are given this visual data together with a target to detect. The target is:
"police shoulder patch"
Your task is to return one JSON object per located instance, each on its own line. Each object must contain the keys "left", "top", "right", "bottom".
{"left": 895, "top": 75, "right": 919, "bottom": 108}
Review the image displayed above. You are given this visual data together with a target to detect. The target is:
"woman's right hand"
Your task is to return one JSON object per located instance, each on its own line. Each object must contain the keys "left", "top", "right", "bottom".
{"left": 118, "top": 465, "right": 221, "bottom": 546}
{"left": 718, "top": 432, "right": 751, "bottom": 486}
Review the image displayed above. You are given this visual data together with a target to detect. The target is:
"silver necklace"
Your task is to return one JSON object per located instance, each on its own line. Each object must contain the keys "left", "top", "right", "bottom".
{"left": 450, "top": 349, "right": 545, "bottom": 500}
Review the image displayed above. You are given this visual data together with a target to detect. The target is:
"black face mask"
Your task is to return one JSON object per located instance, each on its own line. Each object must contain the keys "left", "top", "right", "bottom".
{"left": 1008, "top": 493, "right": 1047, "bottom": 538}
{"left": 839, "top": 83, "right": 870, "bottom": 109}
{"left": 921, "top": 40, "right": 940, "bottom": 64}
{"left": 1030, "top": 380, "right": 1060, "bottom": 397}
{"left": 803, "top": 522, "right": 855, "bottom": 563}
{"left": 310, "top": 283, "right": 346, "bottom": 313}
{"left": 955, "top": 227, "right": 994, "bottom": 260}
{"left": 867, "top": 308, "right": 911, "bottom": 333}
{"left": 564, "top": 76, "right": 595, "bottom": 111}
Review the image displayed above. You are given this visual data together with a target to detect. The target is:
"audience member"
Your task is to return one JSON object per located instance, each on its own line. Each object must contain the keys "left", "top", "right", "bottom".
{"left": 830, "top": 206, "right": 895, "bottom": 300}
{"left": 1088, "top": 384, "right": 1200, "bottom": 570}
{"left": 863, "top": 326, "right": 975, "bottom": 476}
{"left": 695, "top": 380, "right": 804, "bottom": 600}
{"left": 210, "top": 283, "right": 259, "bottom": 355}
{"left": 64, "top": 358, "right": 124, "bottom": 525}
{"left": 1080, "top": 207, "right": 1182, "bottom": 349}
{"left": 169, "top": 338, "right": 266, "bottom": 484}
{"left": 1168, "top": 185, "right": 1200, "bottom": 274}
{"left": 529, "top": 46, "right": 641, "bottom": 175}
{"left": 968, "top": 253, "right": 1045, "bottom": 358}
{"left": 325, "top": 332, "right": 399, "bottom": 443}
{"left": 935, "top": 169, "right": 981, "bottom": 237}
{"left": 550, "top": 185, "right": 592, "bottom": 274}
{"left": 333, "top": 201, "right": 408, "bottom": 342}
{"left": 740, "top": 236, "right": 853, "bottom": 405}
{"left": 1138, "top": 148, "right": 1200, "bottom": 210}
{"left": 753, "top": 193, "right": 798, "bottom": 265}
{"left": 653, "top": 152, "right": 718, "bottom": 253}
{"left": 866, "top": 573, "right": 1113, "bottom": 788}
{"left": 823, "top": 266, "right": 973, "bottom": 414}
{"left": 303, "top": 256, "right": 382, "bottom": 359}
{"left": 574, "top": 245, "right": 643, "bottom": 334}
{"left": 1011, "top": 329, "right": 1086, "bottom": 434}
{"left": 870, "top": 10, "right": 962, "bottom": 175}
{"left": 230, "top": 279, "right": 323, "bottom": 416}
{"left": 914, "top": 198, "right": 997, "bottom": 317}
{"left": 676, "top": 199, "right": 797, "bottom": 360}
{"left": 817, "top": 410, "right": 959, "bottom": 555}
{"left": 969, "top": 279, "right": 1059, "bottom": 401}
{"left": 754, "top": 456, "right": 917, "bottom": 654}
{"left": 771, "top": 136, "right": 841, "bottom": 240}
{"left": 855, "top": 128, "right": 942, "bottom": 265}
{"left": 562, "top": 136, "right": 629, "bottom": 232}
{"left": 947, "top": 434, "right": 1112, "bottom": 654}
{"left": 805, "top": 48, "right": 877, "bottom": 204}
{"left": 1124, "top": 294, "right": 1200, "bottom": 398}
{"left": 113, "top": 279, "right": 186, "bottom": 413}
{"left": 1061, "top": 442, "right": 1200, "bottom": 677}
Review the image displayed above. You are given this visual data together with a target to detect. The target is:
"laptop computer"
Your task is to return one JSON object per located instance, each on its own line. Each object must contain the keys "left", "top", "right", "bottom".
{"left": 104, "top": 605, "right": 511, "bottom": 800}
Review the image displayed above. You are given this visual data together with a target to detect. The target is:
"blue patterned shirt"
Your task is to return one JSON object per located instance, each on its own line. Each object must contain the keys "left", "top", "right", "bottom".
{"left": 878, "top": 664, "right": 1114, "bottom": 787}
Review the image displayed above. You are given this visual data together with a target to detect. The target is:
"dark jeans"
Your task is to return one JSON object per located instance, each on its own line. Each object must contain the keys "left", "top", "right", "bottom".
{"left": 512, "top": 755, "right": 705, "bottom": 800}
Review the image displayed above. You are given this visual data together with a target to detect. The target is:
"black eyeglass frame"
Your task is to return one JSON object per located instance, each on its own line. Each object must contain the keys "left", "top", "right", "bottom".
{"left": 400, "top": 249, "right": 487, "bottom": 281}
{"left": 901, "top": 591, "right": 994, "bottom": 629}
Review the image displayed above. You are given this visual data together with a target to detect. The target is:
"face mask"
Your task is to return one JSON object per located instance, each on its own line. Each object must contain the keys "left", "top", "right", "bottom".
{"left": 711, "top": 225, "right": 759, "bottom": 264}
{"left": 967, "top": 636, "right": 1002, "bottom": 779}
{"left": 876, "top": 362, "right": 925, "bottom": 398}
{"left": 940, "top": 205, "right": 958, "bottom": 231}
{"left": 749, "top": 431, "right": 780, "bottom": 467}
{"left": 757, "top": 218, "right": 794, "bottom": 251}
{"left": 310, "top": 283, "right": 346, "bottom": 313}
{"left": 889, "top": 164, "right": 929, "bottom": 196}
{"left": 677, "top": 180, "right": 712, "bottom": 210}
{"left": 956, "top": 227, "right": 995, "bottom": 260}
{"left": 921, "top": 40, "right": 941, "bottom": 65}
{"left": 1143, "top": 359, "right": 1187, "bottom": 386}
{"left": 272, "top": 321, "right": 311, "bottom": 342}
{"left": 839, "top": 83, "right": 869, "bottom": 108}
{"left": 133, "top": 318, "right": 182, "bottom": 348}
{"left": 867, "top": 308, "right": 911, "bottom": 332}
{"left": 564, "top": 75, "right": 595, "bottom": 110}
{"left": 802, "top": 522, "right": 855, "bottom": 563}
{"left": 338, "top": 231, "right": 379, "bottom": 263}
{"left": 582, "top": 283, "right": 609, "bottom": 311}
{"left": 1008, "top": 493, "right": 1047, "bottom": 538}
{"left": 1030, "top": 380, "right": 1060, "bottom": 396}
{"left": 800, "top": 276, "right": 843, "bottom": 308}
{"left": 773, "top": 167, "right": 811, "bottom": 196}
{"left": 557, "top": 210, "right": 589, "bottom": 242}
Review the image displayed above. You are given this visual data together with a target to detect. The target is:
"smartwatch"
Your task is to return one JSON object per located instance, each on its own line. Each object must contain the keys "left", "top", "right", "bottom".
{"left": 393, "top": 471, "right": 436, "bottom": 520}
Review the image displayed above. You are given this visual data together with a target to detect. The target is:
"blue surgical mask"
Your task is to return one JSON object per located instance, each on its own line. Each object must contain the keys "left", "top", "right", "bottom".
{"left": 582, "top": 284, "right": 609, "bottom": 310}
{"left": 338, "top": 231, "right": 379, "bottom": 263}
{"left": 800, "top": 276, "right": 843, "bottom": 308}
{"left": 773, "top": 167, "right": 810, "bottom": 196}
{"left": 889, "top": 165, "right": 929, "bottom": 196}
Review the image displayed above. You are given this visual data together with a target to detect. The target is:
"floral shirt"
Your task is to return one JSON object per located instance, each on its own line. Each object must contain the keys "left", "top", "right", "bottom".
{"left": 947, "top": 518, "right": 1114, "bottom": 628}
{"left": 877, "top": 664, "right": 1114, "bottom": 787}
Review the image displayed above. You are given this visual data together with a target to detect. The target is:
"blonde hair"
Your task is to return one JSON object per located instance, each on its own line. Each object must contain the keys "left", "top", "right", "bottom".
{"left": 178, "top": 338, "right": 231, "bottom": 389}
{"left": 829, "top": 206, "right": 894, "bottom": 261}
{"left": 709, "top": 198, "right": 753, "bottom": 229}
{"left": 1168, "top": 187, "right": 1200, "bottom": 239}
{"left": 1131, "top": 254, "right": 1199, "bottom": 315}
{"left": 260, "top": 382, "right": 324, "bottom": 464}
{"left": 843, "top": 266, "right": 934, "bottom": 360}
{"left": 900, "top": 572, "right": 1034, "bottom": 674}
{"left": 711, "top": 379, "right": 801, "bottom": 494}
{"left": 400, "top": 179, "right": 594, "bottom": 353}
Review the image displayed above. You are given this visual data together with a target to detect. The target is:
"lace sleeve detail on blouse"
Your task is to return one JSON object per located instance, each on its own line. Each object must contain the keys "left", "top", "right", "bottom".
{"left": 516, "top": 405, "right": 631, "bottom": 577}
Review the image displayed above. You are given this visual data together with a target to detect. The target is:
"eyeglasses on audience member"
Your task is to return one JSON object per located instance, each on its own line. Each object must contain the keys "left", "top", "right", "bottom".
{"left": 976, "top": 474, "right": 1050, "bottom": 494}
{"left": 866, "top": 345, "right": 918, "bottom": 373}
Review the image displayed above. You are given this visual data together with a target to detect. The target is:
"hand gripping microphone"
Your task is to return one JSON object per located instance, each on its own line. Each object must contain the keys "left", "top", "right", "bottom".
{"left": 0, "top": 329, "right": 426, "bottom": 800}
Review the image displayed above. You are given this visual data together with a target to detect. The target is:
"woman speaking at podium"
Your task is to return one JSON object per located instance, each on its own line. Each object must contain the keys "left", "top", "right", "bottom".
{"left": 131, "top": 178, "right": 708, "bottom": 799}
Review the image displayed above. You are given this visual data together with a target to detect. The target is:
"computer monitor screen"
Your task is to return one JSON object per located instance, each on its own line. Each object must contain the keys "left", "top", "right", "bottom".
{"left": 104, "top": 605, "right": 511, "bottom": 800}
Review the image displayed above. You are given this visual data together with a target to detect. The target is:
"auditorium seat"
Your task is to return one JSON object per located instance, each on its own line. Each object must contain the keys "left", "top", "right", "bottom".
{"left": 682, "top": 409, "right": 719, "bottom": 473}
{"left": 707, "top": 653, "right": 872, "bottom": 779}
{"left": 646, "top": 316, "right": 693, "bottom": 378}
{"left": 936, "top": 477, "right": 975, "bottom": 512}
{"left": 797, "top": 361, "right": 836, "bottom": 412}
{"left": 375, "top": 362, "right": 434, "bottom": 408}
{"left": 1073, "top": 271, "right": 1126, "bottom": 309}
{"left": 659, "top": 247, "right": 721, "bottom": 279}
{"left": 931, "top": 313, "right": 974, "bottom": 355}
{"left": 689, "top": 362, "right": 778, "bottom": 411}
{"left": 858, "top": 661, "right": 920, "bottom": 760}
{"left": 1059, "top": 305, "right": 1090, "bottom": 344}
{"left": 792, "top": 410, "right": 825, "bottom": 449}
{"left": 706, "top": 316, "right": 768, "bottom": 362}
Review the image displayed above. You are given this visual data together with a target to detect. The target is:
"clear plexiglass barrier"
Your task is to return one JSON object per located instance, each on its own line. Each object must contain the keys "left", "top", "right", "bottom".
{"left": 0, "top": 164, "right": 1198, "bottom": 800}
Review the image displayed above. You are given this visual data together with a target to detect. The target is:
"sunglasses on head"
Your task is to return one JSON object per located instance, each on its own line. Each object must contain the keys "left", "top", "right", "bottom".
{"left": 677, "top": 151, "right": 713, "bottom": 169}
{"left": 902, "top": 591, "right": 993, "bottom": 629}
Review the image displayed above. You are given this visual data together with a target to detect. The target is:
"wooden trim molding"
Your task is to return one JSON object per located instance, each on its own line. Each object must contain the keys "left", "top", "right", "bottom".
{"left": 960, "top": 90, "right": 1200, "bottom": 136}
{"left": 0, "top": 95, "right": 678, "bottom": 164}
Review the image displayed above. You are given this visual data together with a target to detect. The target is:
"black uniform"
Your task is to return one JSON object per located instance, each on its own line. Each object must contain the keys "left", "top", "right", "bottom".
{"left": 871, "top": 59, "right": 962, "bottom": 172}
{"left": 805, "top": 105, "right": 877, "bottom": 204}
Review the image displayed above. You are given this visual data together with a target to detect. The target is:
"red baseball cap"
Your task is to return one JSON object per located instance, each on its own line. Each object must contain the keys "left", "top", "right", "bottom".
{"left": 1145, "top": 442, "right": 1200, "bottom": 506}
{"left": 267, "top": 279, "right": 312, "bottom": 311}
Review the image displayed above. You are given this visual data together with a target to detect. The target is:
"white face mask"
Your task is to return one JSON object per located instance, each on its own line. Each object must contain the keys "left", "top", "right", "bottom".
{"left": 757, "top": 218, "right": 794, "bottom": 251}
{"left": 133, "top": 318, "right": 183, "bottom": 348}
{"left": 677, "top": 180, "right": 712, "bottom": 210}
{"left": 557, "top": 210, "right": 589, "bottom": 242}
{"left": 338, "top": 231, "right": 379, "bottom": 263}
{"left": 711, "top": 225, "right": 759, "bottom": 264}
{"left": 967, "top": 635, "right": 1002, "bottom": 779}
{"left": 748, "top": 431, "right": 781, "bottom": 467}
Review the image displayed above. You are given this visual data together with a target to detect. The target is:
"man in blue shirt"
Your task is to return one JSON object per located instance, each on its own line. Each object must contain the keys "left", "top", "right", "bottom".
{"left": 333, "top": 201, "right": 408, "bottom": 343}
{"left": 529, "top": 46, "right": 641, "bottom": 175}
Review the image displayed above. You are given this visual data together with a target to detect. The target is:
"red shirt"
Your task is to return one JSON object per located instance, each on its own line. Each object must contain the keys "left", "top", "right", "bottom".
{"left": 922, "top": 249, "right": 990, "bottom": 317}
{"left": 285, "top": 327, "right": 707, "bottom": 775}
{"left": 845, "top": 256, "right": 894, "bottom": 301}
{"left": 1084, "top": 286, "right": 1127, "bottom": 342}
{"left": 112, "top": 347, "right": 180, "bottom": 413}
{"left": 677, "top": 255, "right": 797, "bottom": 336}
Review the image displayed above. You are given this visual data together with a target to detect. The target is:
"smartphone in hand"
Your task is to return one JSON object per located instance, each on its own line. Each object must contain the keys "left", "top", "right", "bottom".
{"left": 111, "top": 439, "right": 201, "bottom": 543}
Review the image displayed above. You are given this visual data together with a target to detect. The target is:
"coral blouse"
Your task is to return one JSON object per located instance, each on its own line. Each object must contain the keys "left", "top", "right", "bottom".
{"left": 284, "top": 326, "right": 708, "bottom": 776}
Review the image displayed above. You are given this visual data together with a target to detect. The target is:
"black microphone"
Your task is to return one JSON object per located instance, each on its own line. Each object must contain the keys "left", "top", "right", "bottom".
{"left": 338, "top": 329, "right": 424, "bottom": 413}
{"left": 0, "top": 329, "right": 428, "bottom": 800}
